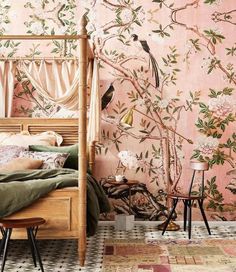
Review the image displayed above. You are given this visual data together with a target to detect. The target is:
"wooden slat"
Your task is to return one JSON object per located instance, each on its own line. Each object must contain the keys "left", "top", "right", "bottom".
{"left": 0, "top": 118, "right": 78, "bottom": 146}
{"left": 0, "top": 125, "right": 22, "bottom": 133}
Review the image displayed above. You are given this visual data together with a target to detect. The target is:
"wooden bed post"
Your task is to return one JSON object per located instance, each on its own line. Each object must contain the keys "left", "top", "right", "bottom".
{"left": 78, "top": 15, "right": 88, "bottom": 266}
{"left": 88, "top": 141, "right": 96, "bottom": 174}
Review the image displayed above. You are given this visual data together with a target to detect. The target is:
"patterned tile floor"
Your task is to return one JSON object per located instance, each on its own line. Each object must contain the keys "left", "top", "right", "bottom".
{"left": 1, "top": 222, "right": 235, "bottom": 272}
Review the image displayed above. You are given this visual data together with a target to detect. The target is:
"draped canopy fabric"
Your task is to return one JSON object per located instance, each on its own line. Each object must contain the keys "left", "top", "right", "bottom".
{"left": 20, "top": 59, "right": 80, "bottom": 111}
{"left": 87, "top": 60, "right": 101, "bottom": 143}
{"left": 0, "top": 58, "right": 101, "bottom": 143}
{"left": 0, "top": 61, "right": 16, "bottom": 117}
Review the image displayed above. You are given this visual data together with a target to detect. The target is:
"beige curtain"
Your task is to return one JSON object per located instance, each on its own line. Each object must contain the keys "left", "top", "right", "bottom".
{"left": 0, "top": 61, "right": 16, "bottom": 117}
{"left": 20, "top": 59, "right": 79, "bottom": 110}
{"left": 87, "top": 59, "right": 101, "bottom": 143}
{"left": 20, "top": 58, "right": 101, "bottom": 143}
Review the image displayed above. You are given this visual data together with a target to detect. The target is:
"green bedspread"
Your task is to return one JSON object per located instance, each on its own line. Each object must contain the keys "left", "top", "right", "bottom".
{"left": 0, "top": 169, "right": 110, "bottom": 236}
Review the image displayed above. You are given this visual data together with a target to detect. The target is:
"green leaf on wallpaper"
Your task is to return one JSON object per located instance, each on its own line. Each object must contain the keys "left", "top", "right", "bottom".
{"left": 135, "top": 6, "right": 142, "bottom": 12}
{"left": 134, "top": 20, "right": 141, "bottom": 26}
{"left": 209, "top": 89, "right": 218, "bottom": 98}
{"left": 222, "top": 87, "right": 233, "bottom": 96}
{"left": 51, "top": 48, "right": 59, "bottom": 53}
{"left": 226, "top": 45, "right": 236, "bottom": 56}
{"left": 204, "top": 0, "right": 217, "bottom": 4}
{"left": 139, "top": 130, "right": 149, "bottom": 134}
{"left": 199, "top": 103, "right": 208, "bottom": 114}
{"left": 196, "top": 118, "right": 204, "bottom": 128}
{"left": 4, "top": 40, "right": 10, "bottom": 48}
{"left": 212, "top": 131, "right": 222, "bottom": 139}
{"left": 173, "top": 106, "right": 181, "bottom": 114}
{"left": 139, "top": 138, "right": 146, "bottom": 143}
{"left": 204, "top": 29, "right": 225, "bottom": 44}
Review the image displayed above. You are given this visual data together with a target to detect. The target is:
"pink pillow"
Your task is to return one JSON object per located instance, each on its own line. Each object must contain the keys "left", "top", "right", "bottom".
{"left": 0, "top": 157, "right": 43, "bottom": 171}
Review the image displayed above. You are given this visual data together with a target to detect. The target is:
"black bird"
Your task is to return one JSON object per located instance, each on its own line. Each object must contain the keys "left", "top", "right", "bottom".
{"left": 132, "top": 34, "right": 160, "bottom": 88}
{"left": 101, "top": 83, "right": 115, "bottom": 111}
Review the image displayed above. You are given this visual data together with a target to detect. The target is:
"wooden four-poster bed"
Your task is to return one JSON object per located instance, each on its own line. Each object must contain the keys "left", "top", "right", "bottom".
{"left": 0, "top": 16, "right": 94, "bottom": 266}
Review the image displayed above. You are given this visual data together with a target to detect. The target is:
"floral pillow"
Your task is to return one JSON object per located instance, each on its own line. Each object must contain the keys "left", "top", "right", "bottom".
{"left": 0, "top": 145, "right": 27, "bottom": 166}
{"left": 19, "top": 151, "right": 69, "bottom": 169}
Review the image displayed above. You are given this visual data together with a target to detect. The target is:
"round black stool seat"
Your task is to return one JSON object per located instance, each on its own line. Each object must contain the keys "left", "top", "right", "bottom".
{"left": 0, "top": 217, "right": 45, "bottom": 272}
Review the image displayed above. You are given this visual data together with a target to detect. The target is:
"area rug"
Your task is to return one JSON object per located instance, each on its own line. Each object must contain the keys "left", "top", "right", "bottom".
{"left": 103, "top": 238, "right": 236, "bottom": 272}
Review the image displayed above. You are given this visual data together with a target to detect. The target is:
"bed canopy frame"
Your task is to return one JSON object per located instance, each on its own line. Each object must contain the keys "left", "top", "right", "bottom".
{"left": 0, "top": 15, "right": 91, "bottom": 266}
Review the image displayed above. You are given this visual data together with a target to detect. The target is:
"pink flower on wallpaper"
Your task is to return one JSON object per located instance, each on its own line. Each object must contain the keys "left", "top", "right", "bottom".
{"left": 208, "top": 95, "right": 236, "bottom": 118}
{"left": 196, "top": 136, "right": 219, "bottom": 156}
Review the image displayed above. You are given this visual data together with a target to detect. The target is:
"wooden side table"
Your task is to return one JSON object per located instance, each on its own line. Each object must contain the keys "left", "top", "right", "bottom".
{"left": 106, "top": 180, "right": 139, "bottom": 214}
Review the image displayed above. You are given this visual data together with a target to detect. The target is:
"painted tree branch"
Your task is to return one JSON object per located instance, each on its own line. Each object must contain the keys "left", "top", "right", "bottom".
{"left": 170, "top": 0, "right": 216, "bottom": 55}
{"left": 103, "top": 21, "right": 133, "bottom": 32}
{"left": 212, "top": 9, "right": 236, "bottom": 25}
{"left": 217, "top": 61, "right": 236, "bottom": 86}
{"left": 103, "top": 0, "right": 126, "bottom": 9}
{"left": 119, "top": 56, "right": 146, "bottom": 66}
{"left": 95, "top": 38, "right": 144, "bottom": 98}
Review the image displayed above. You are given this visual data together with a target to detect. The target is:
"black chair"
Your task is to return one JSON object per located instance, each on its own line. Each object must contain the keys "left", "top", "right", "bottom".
{"left": 0, "top": 217, "right": 45, "bottom": 272}
{"left": 162, "top": 161, "right": 211, "bottom": 239}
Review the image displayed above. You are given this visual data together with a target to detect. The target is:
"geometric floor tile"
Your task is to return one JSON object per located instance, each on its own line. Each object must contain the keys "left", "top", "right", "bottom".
{"left": 1, "top": 223, "right": 235, "bottom": 271}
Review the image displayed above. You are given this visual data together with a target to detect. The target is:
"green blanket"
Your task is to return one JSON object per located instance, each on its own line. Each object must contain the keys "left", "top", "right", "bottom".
{"left": 0, "top": 169, "right": 110, "bottom": 236}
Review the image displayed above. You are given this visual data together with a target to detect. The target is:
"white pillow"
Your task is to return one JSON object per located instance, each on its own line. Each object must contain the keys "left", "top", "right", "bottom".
{"left": 0, "top": 131, "right": 63, "bottom": 147}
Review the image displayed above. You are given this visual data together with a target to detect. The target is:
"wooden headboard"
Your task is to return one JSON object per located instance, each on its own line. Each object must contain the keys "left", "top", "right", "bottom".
{"left": 0, "top": 118, "right": 95, "bottom": 173}
{"left": 0, "top": 118, "right": 78, "bottom": 146}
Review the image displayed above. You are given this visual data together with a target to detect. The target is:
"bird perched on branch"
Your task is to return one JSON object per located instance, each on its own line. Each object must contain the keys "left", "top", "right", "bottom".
{"left": 101, "top": 83, "right": 115, "bottom": 111}
{"left": 132, "top": 34, "right": 160, "bottom": 88}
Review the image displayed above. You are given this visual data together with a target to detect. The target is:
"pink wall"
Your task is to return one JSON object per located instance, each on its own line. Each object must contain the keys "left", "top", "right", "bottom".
{"left": 1, "top": 0, "right": 235, "bottom": 221}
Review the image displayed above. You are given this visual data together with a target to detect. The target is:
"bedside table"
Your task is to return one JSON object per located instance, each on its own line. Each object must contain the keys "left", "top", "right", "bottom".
{"left": 105, "top": 180, "right": 139, "bottom": 231}
{"left": 106, "top": 180, "right": 139, "bottom": 214}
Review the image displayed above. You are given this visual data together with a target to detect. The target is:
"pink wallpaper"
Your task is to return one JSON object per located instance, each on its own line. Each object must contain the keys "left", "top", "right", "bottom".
{"left": 1, "top": 0, "right": 235, "bottom": 221}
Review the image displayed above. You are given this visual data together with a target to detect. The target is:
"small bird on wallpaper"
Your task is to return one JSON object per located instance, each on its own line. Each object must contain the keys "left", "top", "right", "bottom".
{"left": 101, "top": 83, "right": 115, "bottom": 111}
{"left": 132, "top": 34, "right": 160, "bottom": 88}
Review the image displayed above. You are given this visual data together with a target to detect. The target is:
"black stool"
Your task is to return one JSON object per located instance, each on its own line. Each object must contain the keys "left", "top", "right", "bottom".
{"left": 0, "top": 217, "right": 45, "bottom": 272}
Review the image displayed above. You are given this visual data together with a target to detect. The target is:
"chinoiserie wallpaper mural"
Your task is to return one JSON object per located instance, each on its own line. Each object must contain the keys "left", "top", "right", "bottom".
{"left": 0, "top": 0, "right": 235, "bottom": 221}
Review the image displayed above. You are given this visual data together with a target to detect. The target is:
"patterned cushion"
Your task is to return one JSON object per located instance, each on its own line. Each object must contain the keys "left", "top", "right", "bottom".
{"left": 29, "top": 144, "right": 78, "bottom": 169}
{"left": 19, "top": 151, "right": 69, "bottom": 169}
{"left": 0, "top": 145, "right": 27, "bottom": 166}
